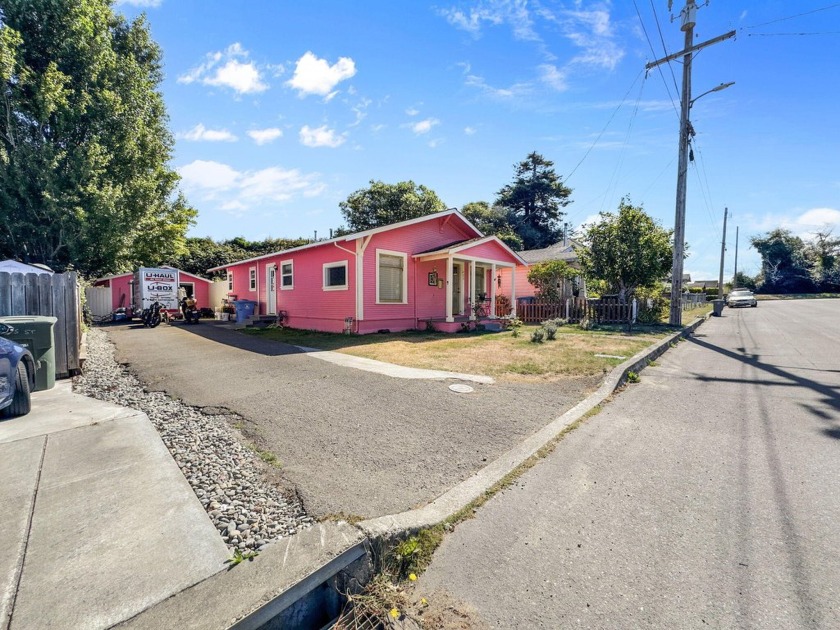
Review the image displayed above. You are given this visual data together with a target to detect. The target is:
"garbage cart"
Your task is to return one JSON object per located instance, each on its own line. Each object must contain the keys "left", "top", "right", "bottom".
{"left": 233, "top": 300, "right": 257, "bottom": 323}
{"left": 0, "top": 316, "right": 57, "bottom": 391}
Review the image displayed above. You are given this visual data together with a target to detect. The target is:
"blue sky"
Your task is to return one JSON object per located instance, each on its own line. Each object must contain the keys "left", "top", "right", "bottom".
{"left": 116, "top": 0, "right": 840, "bottom": 281}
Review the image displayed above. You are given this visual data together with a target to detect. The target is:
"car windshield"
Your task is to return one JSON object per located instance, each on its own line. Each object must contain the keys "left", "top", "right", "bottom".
{"left": 731, "top": 290, "right": 752, "bottom": 296}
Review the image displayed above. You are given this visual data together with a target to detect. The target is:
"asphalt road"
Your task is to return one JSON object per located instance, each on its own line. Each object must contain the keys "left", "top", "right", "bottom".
{"left": 104, "top": 322, "right": 601, "bottom": 520}
{"left": 418, "top": 300, "right": 840, "bottom": 628}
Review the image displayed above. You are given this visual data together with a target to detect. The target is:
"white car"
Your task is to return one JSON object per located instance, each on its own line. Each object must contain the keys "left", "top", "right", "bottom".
{"left": 727, "top": 289, "right": 757, "bottom": 308}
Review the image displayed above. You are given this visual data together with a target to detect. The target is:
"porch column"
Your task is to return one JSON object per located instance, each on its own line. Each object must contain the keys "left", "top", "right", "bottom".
{"left": 445, "top": 255, "right": 454, "bottom": 322}
{"left": 490, "top": 263, "right": 497, "bottom": 318}
{"left": 468, "top": 259, "right": 476, "bottom": 320}
{"left": 511, "top": 265, "right": 517, "bottom": 318}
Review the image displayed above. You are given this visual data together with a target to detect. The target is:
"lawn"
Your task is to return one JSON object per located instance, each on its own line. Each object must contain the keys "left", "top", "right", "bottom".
{"left": 244, "top": 323, "right": 675, "bottom": 382}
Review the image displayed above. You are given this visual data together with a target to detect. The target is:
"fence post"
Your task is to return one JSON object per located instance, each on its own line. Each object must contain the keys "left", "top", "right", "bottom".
{"left": 632, "top": 298, "right": 637, "bottom": 324}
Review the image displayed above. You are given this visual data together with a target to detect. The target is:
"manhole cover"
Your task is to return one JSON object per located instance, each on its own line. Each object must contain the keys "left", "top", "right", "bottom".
{"left": 449, "top": 383, "right": 474, "bottom": 394}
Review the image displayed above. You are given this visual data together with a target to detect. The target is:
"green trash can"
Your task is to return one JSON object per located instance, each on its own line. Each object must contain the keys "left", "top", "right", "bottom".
{"left": 0, "top": 316, "right": 57, "bottom": 391}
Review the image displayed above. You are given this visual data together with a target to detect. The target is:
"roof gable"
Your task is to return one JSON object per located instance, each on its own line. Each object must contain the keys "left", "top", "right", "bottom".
{"left": 209, "top": 209, "right": 482, "bottom": 271}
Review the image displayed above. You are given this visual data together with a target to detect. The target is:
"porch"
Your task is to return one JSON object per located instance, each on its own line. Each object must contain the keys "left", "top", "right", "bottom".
{"left": 412, "top": 236, "right": 525, "bottom": 327}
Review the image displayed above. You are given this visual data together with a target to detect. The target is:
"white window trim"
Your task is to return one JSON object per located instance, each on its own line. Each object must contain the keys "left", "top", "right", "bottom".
{"left": 375, "top": 249, "right": 408, "bottom": 305}
{"left": 249, "top": 266, "right": 257, "bottom": 291}
{"left": 323, "top": 261, "right": 349, "bottom": 291}
{"left": 227, "top": 271, "right": 233, "bottom": 292}
{"left": 280, "top": 259, "right": 294, "bottom": 290}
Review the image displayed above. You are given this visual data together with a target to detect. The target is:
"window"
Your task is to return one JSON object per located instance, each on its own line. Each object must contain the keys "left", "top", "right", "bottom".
{"left": 280, "top": 260, "right": 294, "bottom": 289}
{"left": 323, "top": 261, "right": 348, "bottom": 290}
{"left": 249, "top": 267, "right": 257, "bottom": 291}
{"left": 377, "top": 250, "right": 407, "bottom": 304}
{"left": 474, "top": 266, "right": 486, "bottom": 298}
{"left": 227, "top": 271, "right": 233, "bottom": 291}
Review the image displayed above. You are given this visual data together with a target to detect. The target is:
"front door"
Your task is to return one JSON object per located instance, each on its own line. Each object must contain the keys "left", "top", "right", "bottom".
{"left": 267, "top": 265, "right": 277, "bottom": 315}
{"left": 452, "top": 263, "right": 463, "bottom": 315}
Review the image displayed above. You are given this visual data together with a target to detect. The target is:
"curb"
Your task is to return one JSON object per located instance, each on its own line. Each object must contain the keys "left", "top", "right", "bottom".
{"left": 358, "top": 312, "right": 711, "bottom": 539}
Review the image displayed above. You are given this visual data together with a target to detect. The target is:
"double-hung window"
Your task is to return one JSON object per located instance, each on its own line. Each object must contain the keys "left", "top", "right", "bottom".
{"left": 377, "top": 250, "right": 407, "bottom": 304}
{"left": 280, "top": 260, "right": 294, "bottom": 289}
{"left": 323, "top": 261, "right": 348, "bottom": 290}
{"left": 249, "top": 267, "right": 257, "bottom": 291}
{"left": 227, "top": 271, "right": 233, "bottom": 292}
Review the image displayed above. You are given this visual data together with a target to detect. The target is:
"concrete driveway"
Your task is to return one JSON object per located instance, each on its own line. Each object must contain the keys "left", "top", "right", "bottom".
{"left": 105, "top": 322, "right": 602, "bottom": 519}
{"left": 417, "top": 299, "right": 840, "bottom": 628}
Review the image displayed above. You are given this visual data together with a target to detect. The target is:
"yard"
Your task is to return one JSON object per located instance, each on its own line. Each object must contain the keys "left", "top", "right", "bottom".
{"left": 244, "top": 322, "right": 679, "bottom": 382}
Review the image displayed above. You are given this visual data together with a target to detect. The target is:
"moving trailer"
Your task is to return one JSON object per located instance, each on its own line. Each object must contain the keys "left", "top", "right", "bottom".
{"left": 133, "top": 267, "right": 181, "bottom": 316}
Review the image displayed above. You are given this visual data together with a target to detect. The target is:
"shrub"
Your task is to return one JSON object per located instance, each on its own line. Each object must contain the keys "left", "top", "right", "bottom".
{"left": 507, "top": 317, "right": 523, "bottom": 337}
{"left": 578, "top": 317, "right": 595, "bottom": 331}
{"left": 542, "top": 323, "right": 558, "bottom": 340}
{"left": 530, "top": 328, "right": 545, "bottom": 343}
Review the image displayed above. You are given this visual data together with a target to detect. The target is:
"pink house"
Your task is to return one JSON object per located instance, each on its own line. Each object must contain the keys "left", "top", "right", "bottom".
{"left": 92, "top": 266, "right": 212, "bottom": 316}
{"left": 208, "top": 209, "right": 527, "bottom": 334}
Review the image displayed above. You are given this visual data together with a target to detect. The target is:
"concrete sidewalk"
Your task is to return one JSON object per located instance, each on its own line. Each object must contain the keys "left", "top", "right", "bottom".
{"left": 0, "top": 381, "right": 229, "bottom": 630}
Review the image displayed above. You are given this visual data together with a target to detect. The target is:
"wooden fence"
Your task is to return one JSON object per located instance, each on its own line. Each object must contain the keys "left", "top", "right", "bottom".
{"left": 0, "top": 271, "right": 81, "bottom": 378}
{"left": 518, "top": 298, "right": 636, "bottom": 325}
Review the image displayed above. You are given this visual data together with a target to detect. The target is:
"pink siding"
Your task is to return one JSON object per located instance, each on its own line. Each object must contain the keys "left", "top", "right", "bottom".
{"left": 96, "top": 269, "right": 211, "bottom": 314}
{"left": 498, "top": 266, "right": 538, "bottom": 299}
{"left": 360, "top": 216, "right": 474, "bottom": 331}
{"left": 107, "top": 274, "right": 134, "bottom": 310}
{"left": 176, "top": 270, "right": 212, "bottom": 308}
{"left": 217, "top": 213, "right": 531, "bottom": 333}
{"left": 456, "top": 240, "right": 520, "bottom": 264}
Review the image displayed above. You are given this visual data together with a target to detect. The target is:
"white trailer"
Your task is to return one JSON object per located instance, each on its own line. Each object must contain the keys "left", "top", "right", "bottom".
{"left": 133, "top": 267, "right": 181, "bottom": 314}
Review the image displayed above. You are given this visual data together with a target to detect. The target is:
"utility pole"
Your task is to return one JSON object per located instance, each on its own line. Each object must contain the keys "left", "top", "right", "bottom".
{"left": 718, "top": 207, "right": 727, "bottom": 300}
{"left": 646, "top": 1, "right": 735, "bottom": 326}
{"left": 733, "top": 226, "right": 739, "bottom": 286}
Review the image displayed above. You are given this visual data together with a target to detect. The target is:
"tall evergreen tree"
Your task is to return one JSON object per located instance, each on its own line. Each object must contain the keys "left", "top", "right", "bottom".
{"left": 496, "top": 152, "right": 572, "bottom": 250}
{"left": 0, "top": 0, "right": 195, "bottom": 276}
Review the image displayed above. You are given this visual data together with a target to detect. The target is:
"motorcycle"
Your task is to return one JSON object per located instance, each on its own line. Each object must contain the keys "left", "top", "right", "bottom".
{"left": 182, "top": 298, "right": 201, "bottom": 325}
{"left": 141, "top": 301, "right": 167, "bottom": 328}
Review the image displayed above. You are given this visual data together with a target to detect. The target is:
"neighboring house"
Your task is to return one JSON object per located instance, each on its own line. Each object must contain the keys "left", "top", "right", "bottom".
{"left": 497, "top": 239, "right": 586, "bottom": 301}
{"left": 0, "top": 260, "right": 54, "bottom": 275}
{"left": 687, "top": 279, "right": 719, "bottom": 291}
{"left": 90, "top": 266, "right": 212, "bottom": 316}
{"left": 208, "top": 209, "right": 526, "bottom": 334}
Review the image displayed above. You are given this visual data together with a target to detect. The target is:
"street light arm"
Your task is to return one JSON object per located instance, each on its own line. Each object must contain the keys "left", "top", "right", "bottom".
{"left": 690, "top": 81, "right": 735, "bottom": 107}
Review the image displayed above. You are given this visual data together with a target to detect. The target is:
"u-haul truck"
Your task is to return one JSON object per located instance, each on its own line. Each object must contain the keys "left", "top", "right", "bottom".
{"left": 133, "top": 267, "right": 180, "bottom": 315}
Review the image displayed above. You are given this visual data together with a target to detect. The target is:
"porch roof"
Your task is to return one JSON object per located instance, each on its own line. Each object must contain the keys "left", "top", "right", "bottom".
{"left": 411, "top": 235, "right": 526, "bottom": 266}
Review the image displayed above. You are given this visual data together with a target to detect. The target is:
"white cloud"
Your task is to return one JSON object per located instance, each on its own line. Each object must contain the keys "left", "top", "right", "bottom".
{"left": 349, "top": 97, "right": 372, "bottom": 127}
{"left": 370, "top": 123, "right": 386, "bottom": 133}
{"left": 410, "top": 118, "right": 440, "bottom": 135}
{"left": 538, "top": 64, "right": 567, "bottom": 91}
{"left": 115, "top": 0, "right": 161, "bottom": 6}
{"left": 405, "top": 107, "right": 420, "bottom": 116}
{"left": 464, "top": 126, "right": 477, "bottom": 135}
{"left": 299, "top": 124, "right": 346, "bottom": 148}
{"left": 440, "top": 1, "right": 538, "bottom": 41}
{"left": 247, "top": 128, "right": 283, "bottom": 145}
{"left": 465, "top": 73, "right": 531, "bottom": 99}
{"left": 549, "top": 7, "right": 624, "bottom": 70}
{"left": 286, "top": 52, "right": 356, "bottom": 97}
{"left": 795, "top": 208, "right": 840, "bottom": 228}
{"left": 178, "top": 43, "right": 268, "bottom": 94}
{"left": 179, "top": 160, "right": 240, "bottom": 190}
{"left": 178, "top": 160, "right": 324, "bottom": 213}
{"left": 180, "top": 124, "right": 237, "bottom": 142}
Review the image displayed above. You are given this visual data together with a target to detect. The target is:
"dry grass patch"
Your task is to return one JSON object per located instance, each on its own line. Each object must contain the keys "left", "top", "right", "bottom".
{"left": 246, "top": 324, "right": 668, "bottom": 382}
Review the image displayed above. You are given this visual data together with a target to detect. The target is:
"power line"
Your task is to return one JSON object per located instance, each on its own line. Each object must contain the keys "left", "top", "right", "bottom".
{"left": 650, "top": 0, "right": 681, "bottom": 97}
{"left": 632, "top": 0, "right": 680, "bottom": 120}
{"left": 600, "top": 77, "right": 646, "bottom": 214}
{"left": 742, "top": 3, "right": 840, "bottom": 29}
{"left": 565, "top": 69, "right": 645, "bottom": 183}
{"left": 747, "top": 31, "right": 840, "bottom": 37}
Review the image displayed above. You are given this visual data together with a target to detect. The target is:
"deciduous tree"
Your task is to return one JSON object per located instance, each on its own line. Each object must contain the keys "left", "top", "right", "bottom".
{"left": 460, "top": 201, "right": 523, "bottom": 250}
{"left": 576, "top": 199, "right": 672, "bottom": 303}
{"left": 751, "top": 228, "right": 814, "bottom": 293}
{"left": 338, "top": 180, "right": 445, "bottom": 233}
{"left": 0, "top": 0, "right": 195, "bottom": 276}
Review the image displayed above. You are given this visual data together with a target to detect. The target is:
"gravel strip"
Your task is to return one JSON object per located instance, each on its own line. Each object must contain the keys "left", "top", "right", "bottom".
{"left": 74, "top": 327, "right": 311, "bottom": 552}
